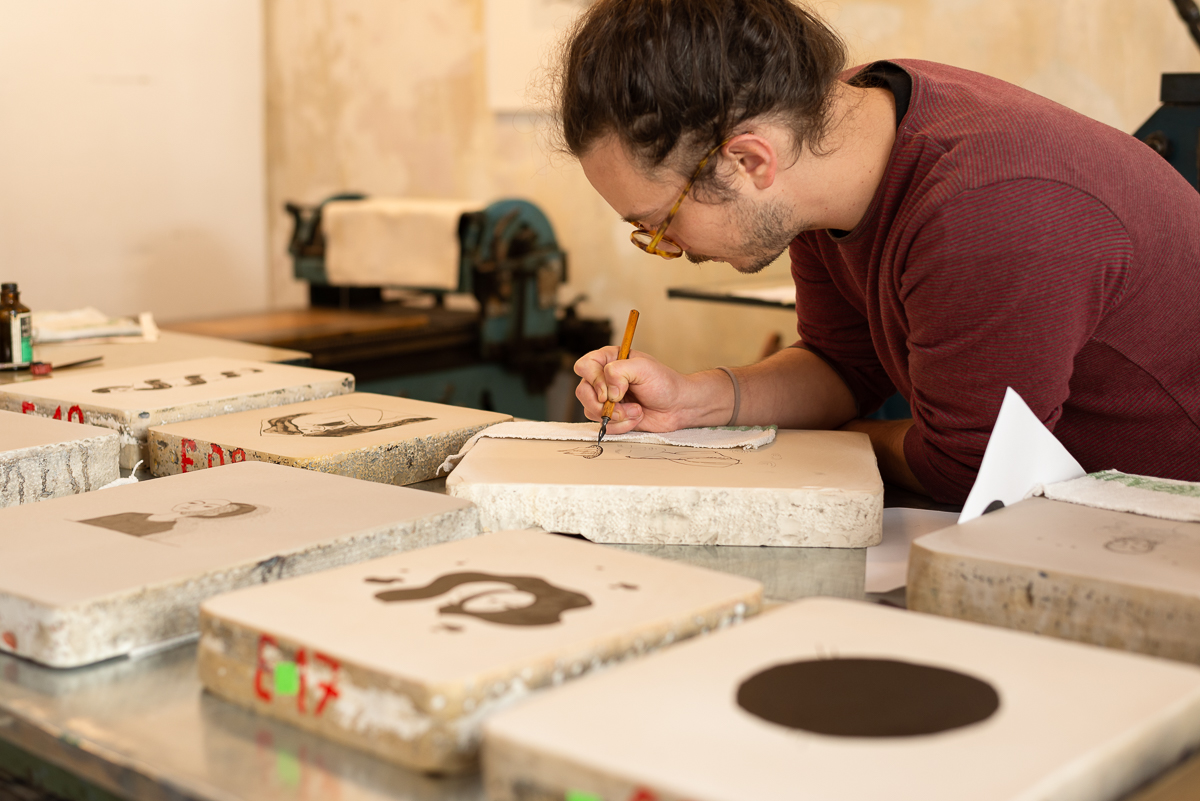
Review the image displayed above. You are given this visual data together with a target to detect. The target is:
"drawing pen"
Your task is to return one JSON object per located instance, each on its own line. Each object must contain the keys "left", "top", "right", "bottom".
{"left": 598, "top": 309, "right": 640, "bottom": 443}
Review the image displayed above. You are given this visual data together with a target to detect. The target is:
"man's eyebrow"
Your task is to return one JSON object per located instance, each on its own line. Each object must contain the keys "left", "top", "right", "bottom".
{"left": 620, "top": 211, "right": 657, "bottom": 225}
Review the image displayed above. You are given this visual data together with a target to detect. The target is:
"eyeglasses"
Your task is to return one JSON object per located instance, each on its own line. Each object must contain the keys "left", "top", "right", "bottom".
{"left": 630, "top": 139, "right": 728, "bottom": 259}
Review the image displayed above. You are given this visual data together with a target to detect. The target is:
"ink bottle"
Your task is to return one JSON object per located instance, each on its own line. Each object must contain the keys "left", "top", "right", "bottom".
{"left": 0, "top": 283, "right": 33, "bottom": 369}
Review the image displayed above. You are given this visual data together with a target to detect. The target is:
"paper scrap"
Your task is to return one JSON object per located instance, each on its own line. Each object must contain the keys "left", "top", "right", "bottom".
{"left": 438, "top": 421, "right": 777, "bottom": 475}
{"left": 958, "top": 387, "right": 1084, "bottom": 524}
{"left": 865, "top": 507, "right": 959, "bottom": 593}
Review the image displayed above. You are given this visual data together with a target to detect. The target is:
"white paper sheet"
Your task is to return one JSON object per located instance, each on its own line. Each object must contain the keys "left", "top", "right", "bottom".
{"left": 864, "top": 507, "right": 959, "bottom": 593}
{"left": 958, "top": 387, "right": 1085, "bottom": 524}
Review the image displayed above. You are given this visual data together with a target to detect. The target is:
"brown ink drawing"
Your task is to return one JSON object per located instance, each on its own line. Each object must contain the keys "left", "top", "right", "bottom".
{"left": 261, "top": 408, "right": 434, "bottom": 438}
{"left": 77, "top": 499, "right": 259, "bottom": 538}
{"left": 373, "top": 571, "right": 592, "bottom": 626}
{"left": 558, "top": 443, "right": 740, "bottom": 467}
{"left": 92, "top": 368, "right": 264, "bottom": 394}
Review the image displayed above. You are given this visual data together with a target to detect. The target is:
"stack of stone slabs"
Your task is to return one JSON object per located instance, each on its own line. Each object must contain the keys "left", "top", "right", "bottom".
{"left": 0, "top": 409, "right": 119, "bottom": 507}
{"left": 198, "top": 529, "right": 763, "bottom": 774}
{"left": 0, "top": 358, "right": 354, "bottom": 469}
{"left": 147, "top": 393, "right": 511, "bottom": 485}
{"left": 907, "top": 496, "right": 1200, "bottom": 664}
{"left": 0, "top": 461, "right": 478, "bottom": 668}
{"left": 446, "top": 429, "right": 883, "bottom": 547}
{"left": 482, "top": 597, "right": 1200, "bottom": 801}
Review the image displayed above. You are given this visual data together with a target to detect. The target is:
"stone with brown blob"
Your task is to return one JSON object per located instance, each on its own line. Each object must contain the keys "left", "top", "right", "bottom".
{"left": 147, "top": 392, "right": 510, "bottom": 485}
{"left": 0, "top": 357, "right": 355, "bottom": 469}
{"left": 482, "top": 597, "right": 1200, "bottom": 801}
{"left": 0, "top": 461, "right": 478, "bottom": 668}
{"left": 0, "top": 409, "right": 120, "bottom": 507}
{"left": 198, "top": 529, "right": 762, "bottom": 774}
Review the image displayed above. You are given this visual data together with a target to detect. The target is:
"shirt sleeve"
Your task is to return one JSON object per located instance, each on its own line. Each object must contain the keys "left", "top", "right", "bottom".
{"left": 789, "top": 237, "right": 897, "bottom": 416}
{"left": 899, "top": 179, "right": 1131, "bottom": 503}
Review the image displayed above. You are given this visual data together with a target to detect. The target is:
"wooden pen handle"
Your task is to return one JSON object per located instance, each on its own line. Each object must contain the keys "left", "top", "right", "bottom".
{"left": 602, "top": 309, "right": 640, "bottom": 418}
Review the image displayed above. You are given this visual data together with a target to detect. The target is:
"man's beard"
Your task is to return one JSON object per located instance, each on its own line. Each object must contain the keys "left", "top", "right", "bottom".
{"left": 686, "top": 196, "right": 807, "bottom": 274}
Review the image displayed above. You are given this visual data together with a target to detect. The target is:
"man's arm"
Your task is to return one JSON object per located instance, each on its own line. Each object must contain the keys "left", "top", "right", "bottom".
{"left": 840, "top": 417, "right": 926, "bottom": 494}
{"left": 574, "top": 344, "right": 859, "bottom": 433}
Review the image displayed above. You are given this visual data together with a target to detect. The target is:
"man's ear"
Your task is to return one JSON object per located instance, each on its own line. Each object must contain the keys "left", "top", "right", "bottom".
{"left": 725, "top": 133, "right": 778, "bottom": 190}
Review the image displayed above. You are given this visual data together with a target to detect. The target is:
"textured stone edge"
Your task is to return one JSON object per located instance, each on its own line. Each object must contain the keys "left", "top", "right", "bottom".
{"left": 0, "top": 432, "right": 120, "bottom": 507}
{"left": 149, "top": 419, "right": 504, "bottom": 486}
{"left": 1, "top": 375, "right": 355, "bottom": 470}
{"left": 0, "top": 504, "right": 479, "bottom": 668}
{"left": 448, "top": 482, "right": 883, "bottom": 548}
{"left": 198, "top": 590, "right": 762, "bottom": 775}
{"left": 907, "top": 542, "right": 1200, "bottom": 665}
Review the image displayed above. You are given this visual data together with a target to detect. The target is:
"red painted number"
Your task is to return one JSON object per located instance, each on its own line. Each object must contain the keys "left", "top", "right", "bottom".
{"left": 230, "top": 448, "right": 246, "bottom": 463}
{"left": 20, "top": 402, "right": 34, "bottom": 414}
{"left": 207, "top": 444, "right": 225, "bottom": 468}
{"left": 252, "top": 634, "right": 340, "bottom": 717}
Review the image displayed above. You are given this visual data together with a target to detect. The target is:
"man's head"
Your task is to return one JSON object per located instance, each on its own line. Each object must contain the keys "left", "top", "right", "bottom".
{"left": 558, "top": 0, "right": 845, "bottom": 192}
{"left": 557, "top": 0, "right": 847, "bottom": 271}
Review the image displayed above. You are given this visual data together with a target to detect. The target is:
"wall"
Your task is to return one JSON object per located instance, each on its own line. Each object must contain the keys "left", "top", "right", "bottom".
{"left": 264, "top": 0, "right": 1200, "bottom": 376}
{"left": 0, "top": 1, "right": 267, "bottom": 323}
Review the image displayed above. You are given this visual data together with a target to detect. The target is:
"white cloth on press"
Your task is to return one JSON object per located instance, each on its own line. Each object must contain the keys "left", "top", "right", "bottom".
{"left": 438, "top": 421, "right": 777, "bottom": 475}
{"left": 323, "top": 198, "right": 479, "bottom": 290}
{"left": 1038, "top": 470, "right": 1200, "bottom": 523}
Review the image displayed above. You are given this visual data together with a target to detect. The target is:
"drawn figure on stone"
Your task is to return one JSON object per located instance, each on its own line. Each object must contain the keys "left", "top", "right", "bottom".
{"left": 260, "top": 408, "right": 434, "bottom": 438}
{"left": 559, "top": 443, "right": 739, "bottom": 467}
{"left": 1104, "top": 536, "right": 1160, "bottom": 555}
{"left": 374, "top": 571, "right": 593, "bottom": 626}
{"left": 92, "top": 368, "right": 264, "bottom": 394}
{"left": 77, "top": 499, "right": 258, "bottom": 538}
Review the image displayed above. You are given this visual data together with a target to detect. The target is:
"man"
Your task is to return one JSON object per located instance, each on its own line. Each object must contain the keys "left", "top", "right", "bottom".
{"left": 563, "top": 0, "right": 1200, "bottom": 504}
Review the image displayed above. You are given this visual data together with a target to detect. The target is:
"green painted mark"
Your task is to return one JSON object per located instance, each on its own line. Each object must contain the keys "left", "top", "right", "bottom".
{"left": 700, "top": 424, "right": 777, "bottom": 432}
{"left": 565, "top": 791, "right": 603, "bottom": 801}
{"left": 274, "top": 661, "right": 300, "bottom": 696}
{"left": 1087, "top": 470, "right": 1200, "bottom": 498}
{"left": 275, "top": 749, "right": 302, "bottom": 788}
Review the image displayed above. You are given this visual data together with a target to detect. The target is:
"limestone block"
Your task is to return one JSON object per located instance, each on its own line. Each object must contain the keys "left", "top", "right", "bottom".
{"left": 0, "top": 461, "right": 478, "bottom": 668}
{"left": 0, "top": 409, "right": 119, "bottom": 507}
{"left": 198, "top": 529, "right": 763, "bottom": 774}
{"left": 482, "top": 597, "right": 1200, "bottom": 801}
{"left": 907, "top": 497, "right": 1200, "bottom": 664}
{"left": 147, "top": 392, "right": 510, "bottom": 485}
{"left": 0, "top": 358, "right": 354, "bottom": 469}
{"left": 446, "top": 430, "right": 883, "bottom": 547}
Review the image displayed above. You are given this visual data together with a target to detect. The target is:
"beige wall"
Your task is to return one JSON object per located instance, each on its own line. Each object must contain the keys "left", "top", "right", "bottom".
{"left": 0, "top": 1, "right": 268, "bottom": 323}
{"left": 266, "top": 0, "right": 1200, "bottom": 375}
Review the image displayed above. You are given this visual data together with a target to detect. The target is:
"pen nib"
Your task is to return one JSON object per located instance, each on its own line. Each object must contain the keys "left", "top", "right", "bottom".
{"left": 598, "top": 416, "right": 609, "bottom": 443}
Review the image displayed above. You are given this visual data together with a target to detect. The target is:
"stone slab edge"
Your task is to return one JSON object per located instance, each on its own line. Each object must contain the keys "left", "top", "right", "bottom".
{"left": 0, "top": 504, "right": 478, "bottom": 669}
{"left": 1, "top": 431, "right": 120, "bottom": 508}
{"left": 148, "top": 420, "right": 505, "bottom": 486}
{"left": 448, "top": 483, "right": 883, "bottom": 548}
{"left": 0, "top": 374, "right": 355, "bottom": 470}
{"left": 197, "top": 592, "right": 761, "bottom": 775}
{"left": 907, "top": 542, "right": 1200, "bottom": 665}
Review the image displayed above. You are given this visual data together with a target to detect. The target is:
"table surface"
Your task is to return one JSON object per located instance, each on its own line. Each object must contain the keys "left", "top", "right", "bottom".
{"left": 1, "top": 484, "right": 1196, "bottom": 801}
{"left": 0, "top": 332, "right": 311, "bottom": 386}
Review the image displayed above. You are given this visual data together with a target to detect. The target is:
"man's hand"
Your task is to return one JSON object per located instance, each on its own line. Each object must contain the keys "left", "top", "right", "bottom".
{"left": 573, "top": 347, "right": 731, "bottom": 435}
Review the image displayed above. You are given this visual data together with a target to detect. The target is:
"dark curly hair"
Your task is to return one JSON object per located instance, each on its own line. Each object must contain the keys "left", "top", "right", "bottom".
{"left": 557, "top": 0, "right": 846, "bottom": 195}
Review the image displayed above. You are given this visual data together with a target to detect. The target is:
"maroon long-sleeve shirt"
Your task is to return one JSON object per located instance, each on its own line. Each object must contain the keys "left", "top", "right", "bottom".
{"left": 791, "top": 60, "right": 1200, "bottom": 504}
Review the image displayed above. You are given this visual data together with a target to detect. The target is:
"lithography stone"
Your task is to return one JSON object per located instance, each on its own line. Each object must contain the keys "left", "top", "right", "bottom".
{"left": 198, "top": 529, "right": 763, "bottom": 774}
{"left": 482, "top": 597, "right": 1200, "bottom": 801}
{"left": 907, "top": 497, "right": 1200, "bottom": 664}
{"left": 147, "top": 392, "right": 511, "bottom": 485}
{"left": 0, "top": 461, "right": 477, "bottom": 668}
{"left": 446, "top": 430, "right": 883, "bottom": 547}
{"left": 0, "top": 409, "right": 119, "bottom": 507}
{"left": 0, "top": 358, "right": 354, "bottom": 469}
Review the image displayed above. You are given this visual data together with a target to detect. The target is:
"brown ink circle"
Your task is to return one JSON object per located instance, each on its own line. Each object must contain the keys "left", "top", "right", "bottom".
{"left": 736, "top": 658, "right": 1000, "bottom": 737}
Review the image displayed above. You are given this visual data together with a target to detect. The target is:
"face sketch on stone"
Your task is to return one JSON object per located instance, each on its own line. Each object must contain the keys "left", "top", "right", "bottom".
{"left": 91, "top": 368, "right": 264, "bottom": 394}
{"left": 76, "top": 499, "right": 258, "bottom": 537}
{"left": 260, "top": 408, "right": 435, "bottom": 438}
{"left": 373, "top": 571, "right": 593, "bottom": 626}
{"left": 558, "top": 443, "right": 739, "bottom": 467}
